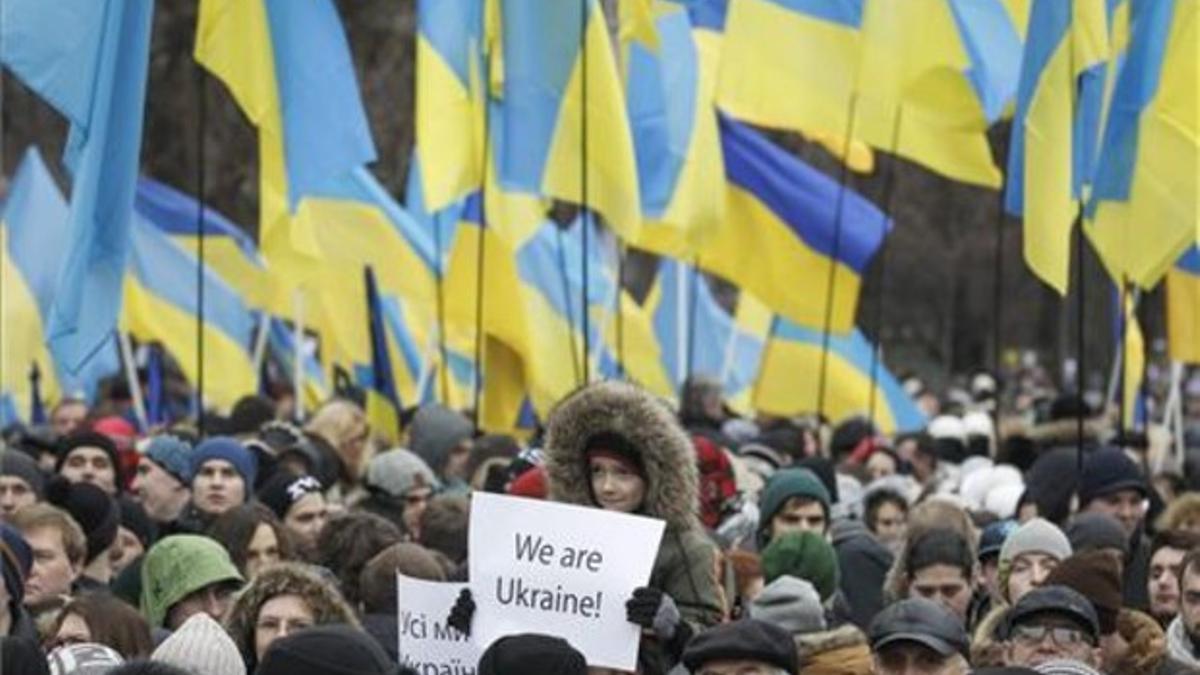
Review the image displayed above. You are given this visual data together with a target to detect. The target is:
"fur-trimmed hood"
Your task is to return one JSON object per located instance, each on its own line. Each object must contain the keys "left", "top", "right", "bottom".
{"left": 224, "top": 562, "right": 360, "bottom": 668}
{"left": 543, "top": 380, "right": 701, "bottom": 531}
{"left": 795, "top": 624, "right": 872, "bottom": 674}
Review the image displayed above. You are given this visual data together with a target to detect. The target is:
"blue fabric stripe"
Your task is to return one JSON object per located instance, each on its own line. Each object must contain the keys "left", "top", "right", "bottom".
{"left": 382, "top": 295, "right": 425, "bottom": 387}
{"left": 719, "top": 115, "right": 890, "bottom": 273}
{"left": 762, "top": 0, "right": 863, "bottom": 27}
{"left": 949, "top": 0, "right": 1022, "bottom": 122}
{"left": 1178, "top": 246, "right": 1200, "bottom": 275}
{"left": 135, "top": 178, "right": 258, "bottom": 257}
{"left": 417, "top": 0, "right": 480, "bottom": 86}
{"left": 265, "top": 0, "right": 376, "bottom": 207}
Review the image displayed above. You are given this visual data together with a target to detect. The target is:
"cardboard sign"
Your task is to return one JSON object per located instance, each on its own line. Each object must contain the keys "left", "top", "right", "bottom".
{"left": 468, "top": 492, "right": 666, "bottom": 670}
{"left": 397, "top": 575, "right": 482, "bottom": 674}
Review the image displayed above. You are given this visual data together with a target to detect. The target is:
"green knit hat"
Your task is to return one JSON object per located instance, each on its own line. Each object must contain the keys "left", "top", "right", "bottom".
{"left": 757, "top": 467, "right": 831, "bottom": 547}
{"left": 760, "top": 531, "right": 840, "bottom": 602}
{"left": 140, "top": 534, "right": 243, "bottom": 628}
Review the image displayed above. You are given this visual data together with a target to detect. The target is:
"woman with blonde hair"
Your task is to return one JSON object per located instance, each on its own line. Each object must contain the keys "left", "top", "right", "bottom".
{"left": 305, "top": 399, "right": 373, "bottom": 498}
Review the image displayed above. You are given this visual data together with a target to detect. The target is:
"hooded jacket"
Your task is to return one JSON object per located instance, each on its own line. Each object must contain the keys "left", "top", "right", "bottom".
{"left": 223, "top": 563, "right": 359, "bottom": 670}
{"left": 543, "top": 381, "right": 723, "bottom": 673}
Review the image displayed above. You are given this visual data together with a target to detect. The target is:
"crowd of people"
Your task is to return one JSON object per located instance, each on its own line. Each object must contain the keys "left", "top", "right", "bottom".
{"left": 1, "top": 369, "right": 1200, "bottom": 675}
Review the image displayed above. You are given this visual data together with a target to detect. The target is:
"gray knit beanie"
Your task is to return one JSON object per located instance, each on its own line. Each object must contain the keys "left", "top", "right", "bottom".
{"left": 365, "top": 448, "right": 441, "bottom": 497}
{"left": 151, "top": 613, "right": 246, "bottom": 675}
{"left": 999, "top": 517, "right": 1072, "bottom": 566}
{"left": 748, "top": 575, "right": 827, "bottom": 635}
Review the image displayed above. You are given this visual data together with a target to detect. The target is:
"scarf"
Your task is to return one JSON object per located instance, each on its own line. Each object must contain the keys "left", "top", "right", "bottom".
{"left": 1165, "top": 616, "right": 1200, "bottom": 668}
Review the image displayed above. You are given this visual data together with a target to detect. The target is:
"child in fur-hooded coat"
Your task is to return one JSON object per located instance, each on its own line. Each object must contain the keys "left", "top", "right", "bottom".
{"left": 543, "top": 381, "right": 725, "bottom": 674}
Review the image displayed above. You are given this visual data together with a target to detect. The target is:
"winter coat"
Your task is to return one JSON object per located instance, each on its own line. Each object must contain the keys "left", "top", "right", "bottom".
{"left": 223, "top": 562, "right": 360, "bottom": 670}
{"left": 829, "top": 519, "right": 893, "bottom": 631}
{"left": 361, "top": 613, "right": 399, "bottom": 662}
{"left": 543, "top": 381, "right": 724, "bottom": 674}
{"left": 794, "top": 624, "right": 873, "bottom": 675}
{"left": 1125, "top": 531, "right": 1153, "bottom": 611}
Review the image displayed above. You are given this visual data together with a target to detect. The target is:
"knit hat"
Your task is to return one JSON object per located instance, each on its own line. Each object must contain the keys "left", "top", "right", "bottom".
{"left": 151, "top": 613, "right": 246, "bottom": 675}
{"left": 1064, "top": 512, "right": 1130, "bottom": 556}
{"left": 46, "top": 644, "right": 124, "bottom": 675}
{"left": 257, "top": 625, "right": 397, "bottom": 675}
{"left": 117, "top": 496, "right": 157, "bottom": 549}
{"left": 583, "top": 431, "right": 646, "bottom": 477}
{"left": 757, "top": 467, "right": 831, "bottom": 547}
{"left": 507, "top": 465, "right": 548, "bottom": 499}
{"left": 1044, "top": 551, "right": 1123, "bottom": 635}
{"left": 748, "top": 575, "right": 827, "bottom": 634}
{"left": 143, "top": 435, "right": 193, "bottom": 484}
{"left": 999, "top": 518, "right": 1073, "bottom": 566}
{"left": 979, "top": 519, "right": 1019, "bottom": 561}
{"left": 190, "top": 437, "right": 257, "bottom": 489}
{"left": 407, "top": 404, "right": 473, "bottom": 473}
{"left": 257, "top": 472, "right": 324, "bottom": 520}
{"left": 1, "top": 449, "right": 44, "bottom": 498}
{"left": 1, "top": 523, "right": 32, "bottom": 606}
{"left": 683, "top": 619, "right": 798, "bottom": 673}
{"left": 1032, "top": 660, "right": 1102, "bottom": 675}
{"left": 477, "top": 634, "right": 588, "bottom": 675}
{"left": 46, "top": 478, "right": 119, "bottom": 565}
{"left": 1078, "top": 449, "right": 1147, "bottom": 506}
{"left": 760, "top": 531, "right": 840, "bottom": 601}
{"left": 56, "top": 432, "right": 123, "bottom": 486}
{"left": 140, "top": 534, "right": 244, "bottom": 628}
{"left": 364, "top": 449, "right": 440, "bottom": 498}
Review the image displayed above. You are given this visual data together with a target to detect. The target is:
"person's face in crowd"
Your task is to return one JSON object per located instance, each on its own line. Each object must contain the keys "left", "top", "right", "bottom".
{"left": 0, "top": 476, "right": 38, "bottom": 519}
{"left": 979, "top": 556, "right": 1001, "bottom": 602}
{"left": 108, "top": 525, "right": 144, "bottom": 577}
{"left": 867, "top": 452, "right": 898, "bottom": 482}
{"left": 192, "top": 459, "right": 245, "bottom": 516}
{"left": 1180, "top": 564, "right": 1200, "bottom": 642}
{"left": 401, "top": 485, "right": 433, "bottom": 540}
{"left": 244, "top": 523, "right": 282, "bottom": 579}
{"left": 694, "top": 660, "right": 784, "bottom": 675}
{"left": 873, "top": 643, "right": 968, "bottom": 675}
{"left": 588, "top": 456, "right": 646, "bottom": 514}
{"left": 1149, "top": 546, "right": 1188, "bottom": 623}
{"left": 872, "top": 501, "right": 907, "bottom": 547}
{"left": 894, "top": 438, "right": 918, "bottom": 465}
{"left": 1004, "top": 615, "right": 1102, "bottom": 669}
{"left": 909, "top": 564, "right": 972, "bottom": 621}
{"left": 60, "top": 446, "right": 117, "bottom": 495}
{"left": 1006, "top": 552, "right": 1060, "bottom": 603}
{"left": 443, "top": 441, "right": 472, "bottom": 483}
{"left": 52, "top": 611, "right": 91, "bottom": 650}
{"left": 22, "top": 525, "right": 80, "bottom": 605}
{"left": 1085, "top": 489, "right": 1145, "bottom": 537}
{"left": 284, "top": 492, "right": 328, "bottom": 550}
{"left": 770, "top": 497, "right": 827, "bottom": 540}
{"left": 50, "top": 402, "right": 88, "bottom": 439}
{"left": 910, "top": 452, "right": 937, "bottom": 484}
{"left": 166, "top": 581, "right": 237, "bottom": 630}
{"left": 132, "top": 457, "right": 188, "bottom": 522}
{"left": 254, "top": 593, "right": 314, "bottom": 661}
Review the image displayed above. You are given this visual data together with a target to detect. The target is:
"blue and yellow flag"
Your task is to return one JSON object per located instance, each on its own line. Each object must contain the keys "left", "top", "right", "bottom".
{"left": 626, "top": 3, "right": 725, "bottom": 256}
{"left": 754, "top": 320, "right": 926, "bottom": 434}
{"left": 696, "top": 116, "right": 890, "bottom": 331}
{"left": 494, "top": 0, "right": 642, "bottom": 241}
{"left": 717, "top": 0, "right": 1021, "bottom": 187}
{"left": 1005, "top": 0, "right": 1111, "bottom": 295}
{"left": 1087, "top": 0, "right": 1198, "bottom": 288}
{"left": 123, "top": 201, "right": 258, "bottom": 411}
{"left": 1167, "top": 247, "right": 1200, "bottom": 364}
{"left": 1, "top": 148, "right": 119, "bottom": 414}
{"left": 359, "top": 268, "right": 403, "bottom": 442}
{"left": 1, "top": 0, "right": 155, "bottom": 371}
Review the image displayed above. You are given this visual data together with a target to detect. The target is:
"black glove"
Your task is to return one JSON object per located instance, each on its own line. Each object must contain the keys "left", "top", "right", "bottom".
{"left": 447, "top": 588, "right": 476, "bottom": 636}
{"left": 625, "top": 586, "right": 681, "bottom": 641}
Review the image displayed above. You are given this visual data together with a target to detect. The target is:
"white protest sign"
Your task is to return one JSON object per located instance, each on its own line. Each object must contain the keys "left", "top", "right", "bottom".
{"left": 397, "top": 575, "right": 482, "bottom": 675}
{"left": 468, "top": 492, "right": 666, "bottom": 670}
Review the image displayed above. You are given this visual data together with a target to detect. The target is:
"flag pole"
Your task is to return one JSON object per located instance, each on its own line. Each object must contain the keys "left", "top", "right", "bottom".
{"left": 251, "top": 313, "right": 271, "bottom": 383}
{"left": 1074, "top": 210, "right": 1086, "bottom": 465}
{"left": 293, "top": 288, "right": 305, "bottom": 422}
{"left": 194, "top": 65, "right": 208, "bottom": 431}
{"left": 430, "top": 208, "right": 451, "bottom": 404}
{"left": 867, "top": 107, "right": 903, "bottom": 432}
{"left": 579, "top": 0, "right": 592, "bottom": 385}
{"left": 816, "top": 93, "right": 860, "bottom": 422}
{"left": 119, "top": 332, "right": 148, "bottom": 431}
{"left": 556, "top": 225, "right": 584, "bottom": 385}
{"left": 473, "top": 34, "right": 498, "bottom": 428}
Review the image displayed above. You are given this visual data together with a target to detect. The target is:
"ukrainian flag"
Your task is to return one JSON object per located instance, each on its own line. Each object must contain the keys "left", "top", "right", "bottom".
{"left": 1114, "top": 290, "right": 1145, "bottom": 429}
{"left": 754, "top": 320, "right": 926, "bottom": 434}
{"left": 1167, "top": 247, "right": 1200, "bottom": 364}
{"left": 358, "top": 268, "right": 403, "bottom": 442}
{"left": 626, "top": 3, "right": 725, "bottom": 256}
{"left": 717, "top": 0, "right": 1022, "bottom": 188}
{"left": 1087, "top": 0, "right": 1198, "bottom": 288}
{"left": 696, "top": 116, "right": 890, "bottom": 332}
{"left": 1005, "top": 0, "right": 1111, "bottom": 295}
{"left": 493, "top": 0, "right": 642, "bottom": 242}
{"left": 1, "top": 149, "right": 119, "bottom": 415}
{"left": 123, "top": 202, "right": 257, "bottom": 412}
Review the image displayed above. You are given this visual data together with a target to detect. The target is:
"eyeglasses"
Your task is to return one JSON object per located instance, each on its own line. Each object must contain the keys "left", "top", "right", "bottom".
{"left": 1012, "top": 624, "right": 1090, "bottom": 647}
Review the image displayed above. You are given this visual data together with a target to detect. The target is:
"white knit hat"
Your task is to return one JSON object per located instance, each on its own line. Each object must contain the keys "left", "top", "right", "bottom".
{"left": 47, "top": 644, "right": 124, "bottom": 675}
{"left": 152, "top": 613, "right": 246, "bottom": 675}
{"left": 1033, "top": 659, "right": 1102, "bottom": 675}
